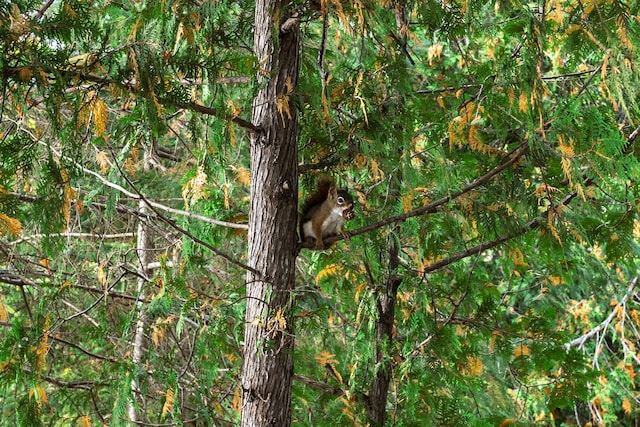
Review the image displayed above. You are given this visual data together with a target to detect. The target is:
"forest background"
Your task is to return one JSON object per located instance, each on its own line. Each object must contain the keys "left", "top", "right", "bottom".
{"left": 1, "top": 0, "right": 640, "bottom": 426}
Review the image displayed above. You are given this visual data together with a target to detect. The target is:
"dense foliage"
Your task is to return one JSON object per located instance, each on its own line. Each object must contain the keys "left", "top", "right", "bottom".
{"left": 1, "top": 0, "right": 639, "bottom": 425}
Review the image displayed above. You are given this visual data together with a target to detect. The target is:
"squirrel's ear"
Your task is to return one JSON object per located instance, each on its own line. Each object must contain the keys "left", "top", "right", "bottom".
{"left": 328, "top": 186, "right": 338, "bottom": 198}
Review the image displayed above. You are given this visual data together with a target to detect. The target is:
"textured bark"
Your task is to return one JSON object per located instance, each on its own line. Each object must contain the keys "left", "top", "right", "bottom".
{"left": 367, "top": 236, "right": 402, "bottom": 426}
{"left": 241, "top": 1, "right": 299, "bottom": 426}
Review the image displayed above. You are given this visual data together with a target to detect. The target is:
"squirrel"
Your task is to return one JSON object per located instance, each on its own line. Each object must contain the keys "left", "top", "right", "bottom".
{"left": 299, "top": 178, "right": 355, "bottom": 250}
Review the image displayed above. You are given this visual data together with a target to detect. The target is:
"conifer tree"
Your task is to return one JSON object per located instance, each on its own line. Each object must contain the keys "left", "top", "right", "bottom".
{"left": 1, "top": 1, "right": 640, "bottom": 426}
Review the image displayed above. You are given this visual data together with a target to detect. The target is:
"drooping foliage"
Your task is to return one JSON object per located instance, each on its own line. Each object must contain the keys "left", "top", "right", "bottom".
{"left": 1, "top": 0, "right": 639, "bottom": 426}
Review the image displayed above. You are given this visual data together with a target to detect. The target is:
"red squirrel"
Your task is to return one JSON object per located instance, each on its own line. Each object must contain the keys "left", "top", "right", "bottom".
{"left": 299, "top": 179, "right": 355, "bottom": 250}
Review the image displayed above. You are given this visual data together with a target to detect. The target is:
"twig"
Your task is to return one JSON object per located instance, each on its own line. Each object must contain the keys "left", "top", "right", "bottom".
{"left": 112, "top": 160, "right": 261, "bottom": 277}
{"left": 38, "top": 142, "right": 248, "bottom": 230}
{"left": 61, "top": 272, "right": 126, "bottom": 325}
{"left": 565, "top": 276, "right": 639, "bottom": 351}
{"left": 60, "top": 299, "right": 100, "bottom": 327}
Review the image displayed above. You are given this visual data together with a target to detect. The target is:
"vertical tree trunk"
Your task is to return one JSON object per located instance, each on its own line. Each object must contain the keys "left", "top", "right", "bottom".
{"left": 366, "top": 238, "right": 402, "bottom": 426}
{"left": 241, "top": 1, "right": 299, "bottom": 426}
{"left": 366, "top": 6, "right": 407, "bottom": 423}
{"left": 128, "top": 197, "right": 152, "bottom": 423}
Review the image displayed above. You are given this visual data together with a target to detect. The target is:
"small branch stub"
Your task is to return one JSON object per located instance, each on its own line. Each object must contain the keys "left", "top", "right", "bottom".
{"left": 280, "top": 15, "right": 299, "bottom": 33}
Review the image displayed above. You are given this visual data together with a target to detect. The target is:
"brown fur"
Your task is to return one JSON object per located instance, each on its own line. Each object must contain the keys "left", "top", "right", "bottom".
{"left": 299, "top": 178, "right": 354, "bottom": 250}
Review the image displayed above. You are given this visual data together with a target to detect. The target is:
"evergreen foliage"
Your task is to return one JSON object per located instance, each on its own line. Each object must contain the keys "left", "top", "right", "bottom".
{"left": 1, "top": 0, "right": 639, "bottom": 425}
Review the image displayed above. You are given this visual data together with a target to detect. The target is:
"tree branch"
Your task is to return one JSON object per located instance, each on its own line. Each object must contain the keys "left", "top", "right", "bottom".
{"left": 293, "top": 374, "right": 344, "bottom": 397}
{"left": 112, "top": 160, "right": 261, "bottom": 277}
{"left": 310, "top": 142, "right": 529, "bottom": 249}
{"left": 36, "top": 142, "right": 248, "bottom": 230}
{"left": 9, "top": 232, "right": 135, "bottom": 245}
{"left": 172, "top": 101, "right": 262, "bottom": 134}
{"left": 5, "top": 65, "right": 261, "bottom": 134}
{"left": 565, "top": 276, "right": 639, "bottom": 351}
{"left": 0, "top": 321, "right": 119, "bottom": 363}
{"left": 0, "top": 270, "right": 139, "bottom": 302}
{"left": 421, "top": 188, "right": 581, "bottom": 274}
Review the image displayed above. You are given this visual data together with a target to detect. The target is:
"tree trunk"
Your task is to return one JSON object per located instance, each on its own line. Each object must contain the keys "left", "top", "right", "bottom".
{"left": 128, "top": 188, "right": 153, "bottom": 423}
{"left": 241, "top": 1, "right": 299, "bottom": 426}
{"left": 367, "top": 237, "right": 402, "bottom": 426}
{"left": 366, "top": 7, "right": 407, "bottom": 423}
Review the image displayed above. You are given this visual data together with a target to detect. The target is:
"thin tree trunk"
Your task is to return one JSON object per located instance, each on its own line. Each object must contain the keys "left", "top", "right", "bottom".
{"left": 366, "top": 237, "right": 402, "bottom": 426}
{"left": 241, "top": 1, "right": 299, "bottom": 426}
{"left": 366, "top": 7, "right": 407, "bottom": 422}
{"left": 128, "top": 148, "right": 157, "bottom": 423}
{"left": 128, "top": 200, "right": 152, "bottom": 423}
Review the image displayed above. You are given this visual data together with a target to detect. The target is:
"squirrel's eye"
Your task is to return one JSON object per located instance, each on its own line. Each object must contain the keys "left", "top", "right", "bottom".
{"left": 337, "top": 197, "right": 344, "bottom": 204}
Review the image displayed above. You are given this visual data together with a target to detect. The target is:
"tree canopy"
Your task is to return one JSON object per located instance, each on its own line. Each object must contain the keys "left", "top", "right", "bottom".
{"left": 1, "top": 0, "right": 640, "bottom": 426}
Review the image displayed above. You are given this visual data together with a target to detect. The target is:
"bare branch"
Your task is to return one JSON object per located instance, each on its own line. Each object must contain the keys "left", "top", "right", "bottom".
{"left": 34, "top": 0, "right": 56, "bottom": 20}
{"left": 565, "top": 276, "right": 639, "bottom": 351}
{"left": 293, "top": 374, "right": 344, "bottom": 397}
{"left": 172, "top": 101, "right": 262, "bottom": 134}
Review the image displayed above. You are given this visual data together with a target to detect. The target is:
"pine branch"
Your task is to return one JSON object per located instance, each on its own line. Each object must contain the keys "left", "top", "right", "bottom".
{"left": 5, "top": 66, "right": 261, "bottom": 134}
{"left": 421, "top": 188, "right": 581, "bottom": 274}
{"left": 313, "top": 142, "right": 529, "bottom": 249}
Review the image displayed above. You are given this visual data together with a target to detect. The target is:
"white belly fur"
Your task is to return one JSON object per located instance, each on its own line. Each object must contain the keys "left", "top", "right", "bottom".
{"left": 302, "top": 207, "right": 345, "bottom": 239}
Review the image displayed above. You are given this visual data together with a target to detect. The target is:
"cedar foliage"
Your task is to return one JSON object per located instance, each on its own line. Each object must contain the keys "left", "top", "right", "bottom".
{"left": 0, "top": 0, "right": 639, "bottom": 426}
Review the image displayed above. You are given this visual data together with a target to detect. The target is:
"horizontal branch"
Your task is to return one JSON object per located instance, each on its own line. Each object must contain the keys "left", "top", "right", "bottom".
{"left": 314, "top": 142, "right": 529, "bottom": 249}
{"left": 541, "top": 67, "right": 599, "bottom": 81}
{"left": 421, "top": 188, "right": 581, "bottom": 274}
{"left": 0, "top": 321, "right": 119, "bottom": 363}
{"left": 293, "top": 374, "right": 344, "bottom": 397}
{"left": 417, "top": 83, "right": 481, "bottom": 95}
{"left": 0, "top": 269, "right": 139, "bottom": 302}
{"left": 36, "top": 142, "right": 248, "bottom": 230}
{"left": 24, "top": 366, "right": 110, "bottom": 390}
{"left": 171, "top": 100, "right": 262, "bottom": 134}
{"left": 9, "top": 232, "right": 135, "bottom": 245}
{"left": 5, "top": 65, "right": 260, "bottom": 133}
